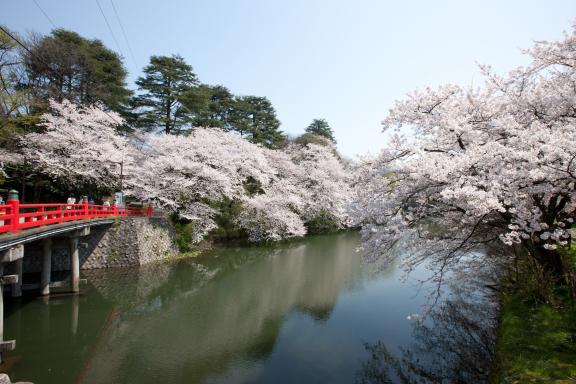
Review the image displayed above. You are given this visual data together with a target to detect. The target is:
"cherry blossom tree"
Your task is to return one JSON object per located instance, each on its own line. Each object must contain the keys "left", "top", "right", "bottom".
{"left": 284, "top": 142, "right": 352, "bottom": 228}
{"left": 22, "top": 99, "right": 130, "bottom": 190}
{"left": 237, "top": 141, "right": 352, "bottom": 240}
{"left": 20, "top": 98, "right": 353, "bottom": 243}
{"left": 126, "top": 129, "right": 277, "bottom": 240}
{"left": 353, "top": 26, "right": 576, "bottom": 279}
{"left": 237, "top": 192, "right": 307, "bottom": 241}
{"left": 128, "top": 129, "right": 352, "bottom": 242}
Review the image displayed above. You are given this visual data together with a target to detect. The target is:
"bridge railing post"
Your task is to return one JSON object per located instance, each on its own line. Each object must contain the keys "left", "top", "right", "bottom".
{"left": 7, "top": 190, "right": 20, "bottom": 234}
{"left": 37, "top": 206, "right": 44, "bottom": 224}
{"left": 82, "top": 197, "right": 89, "bottom": 219}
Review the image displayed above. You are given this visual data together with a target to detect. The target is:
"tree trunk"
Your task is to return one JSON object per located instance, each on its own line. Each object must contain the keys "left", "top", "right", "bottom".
{"left": 20, "top": 160, "right": 27, "bottom": 203}
{"left": 33, "top": 175, "right": 40, "bottom": 203}
{"left": 533, "top": 245, "right": 565, "bottom": 282}
{"left": 165, "top": 100, "right": 171, "bottom": 135}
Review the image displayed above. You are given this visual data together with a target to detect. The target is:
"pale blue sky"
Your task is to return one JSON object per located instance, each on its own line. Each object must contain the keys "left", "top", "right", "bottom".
{"left": 3, "top": 0, "right": 574, "bottom": 157}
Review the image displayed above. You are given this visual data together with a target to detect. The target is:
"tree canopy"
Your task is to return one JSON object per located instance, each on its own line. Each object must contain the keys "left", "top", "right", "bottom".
{"left": 0, "top": 26, "right": 30, "bottom": 141}
{"left": 134, "top": 55, "right": 199, "bottom": 134}
{"left": 352, "top": 27, "right": 576, "bottom": 280}
{"left": 305, "top": 118, "right": 336, "bottom": 143}
{"left": 191, "top": 85, "right": 235, "bottom": 129}
{"left": 132, "top": 56, "right": 285, "bottom": 146}
{"left": 22, "top": 99, "right": 352, "bottom": 242}
{"left": 24, "top": 29, "right": 131, "bottom": 113}
{"left": 230, "top": 95, "right": 285, "bottom": 148}
{"left": 0, "top": 26, "right": 296, "bottom": 203}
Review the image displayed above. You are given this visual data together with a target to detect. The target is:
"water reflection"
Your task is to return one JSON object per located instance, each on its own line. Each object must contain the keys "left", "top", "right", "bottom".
{"left": 80, "top": 233, "right": 361, "bottom": 384}
{"left": 356, "top": 265, "right": 499, "bottom": 384}
{"left": 3, "top": 232, "right": 498, "bottom": 384}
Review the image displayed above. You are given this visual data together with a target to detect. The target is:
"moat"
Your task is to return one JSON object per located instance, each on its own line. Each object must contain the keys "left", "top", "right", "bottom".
{"left": 3, "top": 232, "right": 497, "bottom": 384}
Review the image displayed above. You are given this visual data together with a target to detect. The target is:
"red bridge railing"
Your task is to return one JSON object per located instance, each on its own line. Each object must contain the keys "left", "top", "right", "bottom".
{"left": 0, "top": 191, "right": 152, "bottom": 235}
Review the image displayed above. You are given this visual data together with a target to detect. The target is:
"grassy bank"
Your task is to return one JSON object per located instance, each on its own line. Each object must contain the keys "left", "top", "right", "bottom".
{"left": 491, "top": 245, "right": 576, "bottom": 383}
{"left": 492, "top": 290, "right": 576, "bottom": 382}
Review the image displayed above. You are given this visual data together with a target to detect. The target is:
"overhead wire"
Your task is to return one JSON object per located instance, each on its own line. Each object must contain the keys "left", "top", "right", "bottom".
{"left": 0, "top": 24, "right": 125, "bottom": 126}
{"left": 109, "top": 0, "right": 139, "bottom": 71}
{"left": 94, "top": 0, "right": 125, "bottom": 60}
{"left": 32, "top": 0, "right": 57, "bottom": 30}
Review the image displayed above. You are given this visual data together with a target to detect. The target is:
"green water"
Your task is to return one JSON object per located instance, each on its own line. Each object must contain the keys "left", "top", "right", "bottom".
{"left": 3, "top": 232, "right": 496, "bottom": 383}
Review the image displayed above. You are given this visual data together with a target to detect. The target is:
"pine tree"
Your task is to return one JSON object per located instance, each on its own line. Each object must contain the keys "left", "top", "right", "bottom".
{"left": 191, "top": 85, "right": 235, "bottom": 129}
{"left": 230, "top": 96, "right": 285, "bottom": 147}
{"left": 134, "top": 55, "right": 198, "bottom": 134}
{"left": 24, "top": 29, "right": 131, "bottom": 114}
{"left": 305, "top": 118, "right": 336, "bottom": 143}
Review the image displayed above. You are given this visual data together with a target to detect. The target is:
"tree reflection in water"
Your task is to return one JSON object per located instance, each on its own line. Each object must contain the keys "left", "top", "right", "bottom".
{"left": 357, "top": 266, "right": 499, "bottom": 384}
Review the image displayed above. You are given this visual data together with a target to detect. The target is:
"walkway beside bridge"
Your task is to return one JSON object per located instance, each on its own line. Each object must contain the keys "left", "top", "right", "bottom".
{"left": 0, "top": 190, "right": 152, "bottom": 363}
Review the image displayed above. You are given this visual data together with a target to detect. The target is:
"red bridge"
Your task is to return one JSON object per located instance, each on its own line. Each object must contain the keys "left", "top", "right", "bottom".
{"left": 0, "top": 191, "right": 152, "bottom": 235}
{"left": 0, "top": 190, "right": 153, "bottom": 365}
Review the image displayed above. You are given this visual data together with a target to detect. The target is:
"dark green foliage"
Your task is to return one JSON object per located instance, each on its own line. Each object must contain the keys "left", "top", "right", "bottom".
{"left": 173, "top": 197, "right": 249, "bottom": 250}
{"left": 209, "top": 197, "right": 246, "bottom": 242}
{"left": 305, "top": 118, "right": 335, "bottom": 143}
{"left": 292, "top": 132, "right": 342, "bottom": 160}
{"left": 491, "top": 244, "right": 576, "bottom": 383}
{"left": 230, "top": 96, "right": 285, "bottom": 148}
{"left": 133, "top": 56, "right": 286, "bottom": 142}
{"left": 243, "top": 176, "right": 264, "bottom": 196}
{"left": 191, "top": 85, "right": 235, "bottom": 129}
{"left": 173, "top": 218, "right": 197, "bottom": 253}
{"left": 492, "top": 289, "right": 576, "bottom": 383}
{"left": 293, "top": 132, "right": 333, "bottom": 147}
{"left": 24, "top": 29, "right": 131, "bottom": 114}
{"left": 134, "top": 55, "right": 199, "bottom": 134}
{"left": 305, "top": 211, "right": 341, "bottom": 235}
{"left": 0, "top": 27, "right": 39, "bottom": 135}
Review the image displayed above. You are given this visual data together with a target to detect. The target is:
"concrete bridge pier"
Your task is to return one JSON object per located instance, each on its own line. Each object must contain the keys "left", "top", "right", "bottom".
{"left": 40, "top": 238, "right": 52, "bottom": 296}
{"left": 0, "top": 246, "right": 24, "bottom": 299}
{"left": 68, "top": 228, "right": 89, "bottom": 293}
{"left": 11, "top": 258, "right": 22, "bottom": 298}
{"left": 0, "top": 264, "right": 17, "bottom": 364}
{"left": 69, "top": 236, "right": 80, "bottom": 293}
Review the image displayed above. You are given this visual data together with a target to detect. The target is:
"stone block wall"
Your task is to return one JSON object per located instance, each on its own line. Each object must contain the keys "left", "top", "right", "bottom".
{"left": 22, "top": 215, "right": 178, "bottom": 272}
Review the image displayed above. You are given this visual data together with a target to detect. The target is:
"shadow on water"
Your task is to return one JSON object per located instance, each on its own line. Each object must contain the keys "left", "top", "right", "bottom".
{"left": 356, "top": 262, "right": 499, "bottom": 384}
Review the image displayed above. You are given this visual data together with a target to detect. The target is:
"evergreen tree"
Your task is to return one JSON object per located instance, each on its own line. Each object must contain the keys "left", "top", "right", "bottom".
{"left": 134, "top": 55, "right": 198, "bottom": 134}
{"left": 24, "top": 29, "right": 131, "bottom": 114}
{"left": 305, "top": 118, "right": 336, "bottom": 143}
{"left": 230, "top": 95, "right": 285, "bottom": 147}
{"left": 191, "top": 85, "right": 235, "bottom": 129}
{"left": 0, "top": 26, "right": 31, "bottom": 135}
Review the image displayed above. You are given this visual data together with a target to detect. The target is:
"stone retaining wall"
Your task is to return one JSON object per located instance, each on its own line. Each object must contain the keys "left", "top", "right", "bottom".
{"left": 22, "top": 215, "right": 177, "bottom": 272}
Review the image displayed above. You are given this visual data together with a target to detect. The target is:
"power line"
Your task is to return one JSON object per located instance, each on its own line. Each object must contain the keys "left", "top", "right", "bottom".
{"left": 109, "top": 0, "right": 139, "bottom": 70}
{"left": 0, "top": 24, "right": 124, "bottom": 126}
{"left": 94, "top": 0, "right": 125, "bottom": 59}
{"left": 32, "top": 0, "right": 57, "bottom": 30}
{"left": 0, "top": 25, "right": 38, "bottom": 59}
